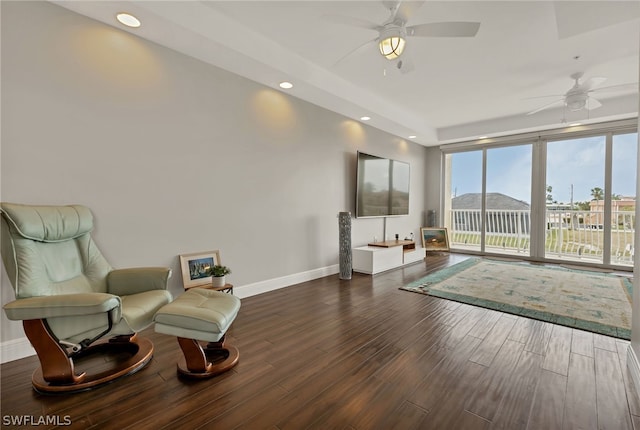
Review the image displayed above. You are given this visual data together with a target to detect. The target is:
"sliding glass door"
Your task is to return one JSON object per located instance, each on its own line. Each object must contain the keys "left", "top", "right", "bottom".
{"left": 545, "top": 136, "right": 605, "bottom": 264}
{"left": 444, "top": 145, "right": 532, "bottom": 255}
{"left": 445, "top": 150, "right": 482, "bottom": 252}
{"left": 442, "top": 123, "right": 637, "bottom": 269}
{"left": 611, "top": 133, "right": 637, "bottom": 267}
{"left": 485, "top": 145, "right": 532, "bottom": 255}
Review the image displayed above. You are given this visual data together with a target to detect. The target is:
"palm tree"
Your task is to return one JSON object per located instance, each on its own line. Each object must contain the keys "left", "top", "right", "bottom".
{"left": 546, "top": 185, "right": 554, "bottom": 204}
{"left": 591, "top": 187, "right": 604, "bottom": 200}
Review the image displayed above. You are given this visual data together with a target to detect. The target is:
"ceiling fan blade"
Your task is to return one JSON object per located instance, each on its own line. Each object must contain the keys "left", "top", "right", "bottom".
{"left": 526, "top": 98, "right": 564, "bottom": 115}
{"left": 586, "top": 97, "right": 602, "bottom": 110}
{"left": 395, "top": 0, "right": 426, "bottom": 23}
{"left": 523, "top": 94, "right": 565, "bottom": 100}
{"left": 591, "top": 82, "right": 638, "bottom": 94}
{"left": 407, "top": 22, "right": 481, "bottom": 38}
{"left": 322, "top": 14, "right": 381, "bottom": 32}
{"left": 581, "top": 77, "right": 607, "bottom": 91}
{"left": 333, "top": 38, "right": 378, "bottom": 67}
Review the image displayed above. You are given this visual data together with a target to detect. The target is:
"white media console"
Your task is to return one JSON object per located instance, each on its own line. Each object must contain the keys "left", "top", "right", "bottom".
{"left": 352, "top": 240, "right": 426, "bottom": 275}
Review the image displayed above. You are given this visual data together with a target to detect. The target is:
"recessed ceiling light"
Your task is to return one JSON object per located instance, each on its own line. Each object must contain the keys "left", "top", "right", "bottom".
{"left": 408, "top": 135, "right": 417, "bottom": 139}
{"left": 478, "top": 136, "right": 488, "bottom": 139}
{"left": 360, "top": 116, "right": 371, "bottom": 121}
{"left": 279, "top": 81, "right": 293, "bottom": 89}
{"left": 569, "top": 122, "right": 582, "bottom": 127}
{"left": 116, "top": 12, "right": 141, "bottom": 28}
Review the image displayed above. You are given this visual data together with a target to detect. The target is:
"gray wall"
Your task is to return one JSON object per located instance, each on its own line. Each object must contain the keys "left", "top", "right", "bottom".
{"left": 0, "top": 1, "right": 427, "bottom": 344}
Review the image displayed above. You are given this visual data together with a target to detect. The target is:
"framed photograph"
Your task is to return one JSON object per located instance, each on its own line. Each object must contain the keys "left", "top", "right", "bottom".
{"left": 420, "top": 228, "right": 450, "bottom": 252}
{"left": 179, "top": 250, "right": 221, "bottom": 289}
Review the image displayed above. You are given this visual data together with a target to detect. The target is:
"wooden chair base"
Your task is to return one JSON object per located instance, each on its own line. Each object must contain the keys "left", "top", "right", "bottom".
{"left": 31, "top": 337, "right": 154, "bottom": 394}
{"left": 176, "top": 337, "right": 239, "bottom": 379}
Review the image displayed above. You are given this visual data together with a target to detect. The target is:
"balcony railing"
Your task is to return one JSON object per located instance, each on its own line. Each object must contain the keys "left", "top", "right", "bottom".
{"left": 449, "top": 209, "right": 635, "bottom": 266}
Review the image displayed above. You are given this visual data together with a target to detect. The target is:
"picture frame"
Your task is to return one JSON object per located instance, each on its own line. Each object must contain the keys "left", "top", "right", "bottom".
{"left": 420, "top": 227, "right": 450, "bottom": 252}
{"left": 179, "top": 250, "right": 221, "bottom": 289}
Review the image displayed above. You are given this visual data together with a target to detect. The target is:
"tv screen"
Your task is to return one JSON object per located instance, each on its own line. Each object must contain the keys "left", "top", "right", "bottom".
{"left": 355, "top": 151, "right": 410, "bottom": 218}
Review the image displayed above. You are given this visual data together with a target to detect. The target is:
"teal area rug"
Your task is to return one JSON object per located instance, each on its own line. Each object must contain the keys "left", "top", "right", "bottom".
{"left": 401, "top": 258, "right": 633, "bottom": 339}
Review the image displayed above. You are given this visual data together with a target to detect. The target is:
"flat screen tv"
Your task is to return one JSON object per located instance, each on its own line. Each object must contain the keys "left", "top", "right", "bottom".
{"left": 355, "top": 151, "right": 410, "bottom": 218}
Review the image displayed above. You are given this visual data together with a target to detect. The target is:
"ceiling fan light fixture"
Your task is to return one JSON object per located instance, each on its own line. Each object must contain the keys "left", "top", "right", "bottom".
{"left": 565, "top": 92, "right": 587, "bottom": 111}
{"left": 378, "top": 35, "right": 405, "bottom": 60}
{"left": 566, "top": 100, "right": 585, "bottom": 111}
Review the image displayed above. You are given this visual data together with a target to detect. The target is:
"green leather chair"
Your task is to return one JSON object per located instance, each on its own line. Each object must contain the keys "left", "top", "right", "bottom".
{"left": 1, "top": 203, "right": 172, "bottom": 393}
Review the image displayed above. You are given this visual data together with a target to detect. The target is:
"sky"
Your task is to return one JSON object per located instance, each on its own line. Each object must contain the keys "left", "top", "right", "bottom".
{"left": 450, "top": 132, "right": 637, "bottom": 204}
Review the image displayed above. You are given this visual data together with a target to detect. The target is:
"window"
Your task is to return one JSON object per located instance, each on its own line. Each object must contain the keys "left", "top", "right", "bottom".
{"left": 545, "top": 136, "right": 605, "bottom": 263}
{"left": 441, "top": 121, "right": 637, "bottom": 269}
{"left": 445, "top": 150, "right": 482, "bottom": 252}
{"left": 485, "top": 145, "right": 532, "bottom": 255}
{"left": 611, "top": 133, "right": 637, "bottom": 266}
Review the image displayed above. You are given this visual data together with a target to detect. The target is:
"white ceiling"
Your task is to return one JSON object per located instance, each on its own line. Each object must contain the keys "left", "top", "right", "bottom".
{"left": 53, "top": 1, "right": 640, "bottom": 146}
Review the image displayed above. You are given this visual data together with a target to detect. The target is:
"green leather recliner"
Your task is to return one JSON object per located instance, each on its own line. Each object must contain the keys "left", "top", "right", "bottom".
{"left": 1, "top": 202, "right": 172, "bottom": 393}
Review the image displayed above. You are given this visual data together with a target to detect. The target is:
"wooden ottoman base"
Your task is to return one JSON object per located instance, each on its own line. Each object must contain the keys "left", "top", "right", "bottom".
{"left": 154, "top": 288, "right": 241, "bottom": 380}
{"left": 176, "top": 336, "right": 239, "bottom": 379}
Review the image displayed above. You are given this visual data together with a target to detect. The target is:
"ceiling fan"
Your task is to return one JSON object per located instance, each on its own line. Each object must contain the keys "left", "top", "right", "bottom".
{"left": 328, "top": 0, "right": 480, "bottom": 73}
{"left": 526, "top": 72, "right": 638, "bottom": 116}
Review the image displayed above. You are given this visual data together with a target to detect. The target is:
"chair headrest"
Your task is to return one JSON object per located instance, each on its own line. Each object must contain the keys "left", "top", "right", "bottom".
{"left": 0, "top": 203, "right": 93, "bottom": 242}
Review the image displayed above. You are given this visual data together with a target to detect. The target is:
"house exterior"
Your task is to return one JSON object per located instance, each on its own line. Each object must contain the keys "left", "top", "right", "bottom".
{"left": 588, "top": 197, "right": 636, "bottom": 227}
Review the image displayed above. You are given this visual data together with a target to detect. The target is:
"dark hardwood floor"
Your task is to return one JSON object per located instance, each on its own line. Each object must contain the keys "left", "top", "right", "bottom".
{"left": 2, "top": 253, "right": 639, "bottom": 429}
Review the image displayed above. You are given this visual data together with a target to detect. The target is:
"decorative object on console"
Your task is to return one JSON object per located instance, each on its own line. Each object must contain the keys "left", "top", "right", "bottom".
{"left": 208, "top": 265, "right": 231, "bottom": 288}
{"left": 338, "top": 211, "right": 352, "bottom": 280}
{"left": 420, "top": 227, "right": 450, "bottom": 251}
{"left": 179, "top": 250, "right": 221, "bottom": 289}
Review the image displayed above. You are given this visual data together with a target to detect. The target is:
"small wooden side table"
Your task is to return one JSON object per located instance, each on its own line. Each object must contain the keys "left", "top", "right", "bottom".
{"left": 185, "top": 283, "right": 234, "bottom": 295}
{"left": 209, "top": 283, "right": 233, "bottom": 294}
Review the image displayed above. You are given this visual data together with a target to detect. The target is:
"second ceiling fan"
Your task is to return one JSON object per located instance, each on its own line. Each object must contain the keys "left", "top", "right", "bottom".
{"left": 526, "top": 72, "right": 638, "bottom": 116}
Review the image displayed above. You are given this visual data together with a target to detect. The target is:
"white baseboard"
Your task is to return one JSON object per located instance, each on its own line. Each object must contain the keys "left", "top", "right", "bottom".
{"left": 234, "top": 264, "right": 340, "bottom": 299}
{"left": 1, "top": 264, "right": 340, "bottom": 363}
{"left": 627, "top": 345, "right": 640, "bottom": 399}
{"left": 1, "top": 337, "right": 35, "bottom": 364}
